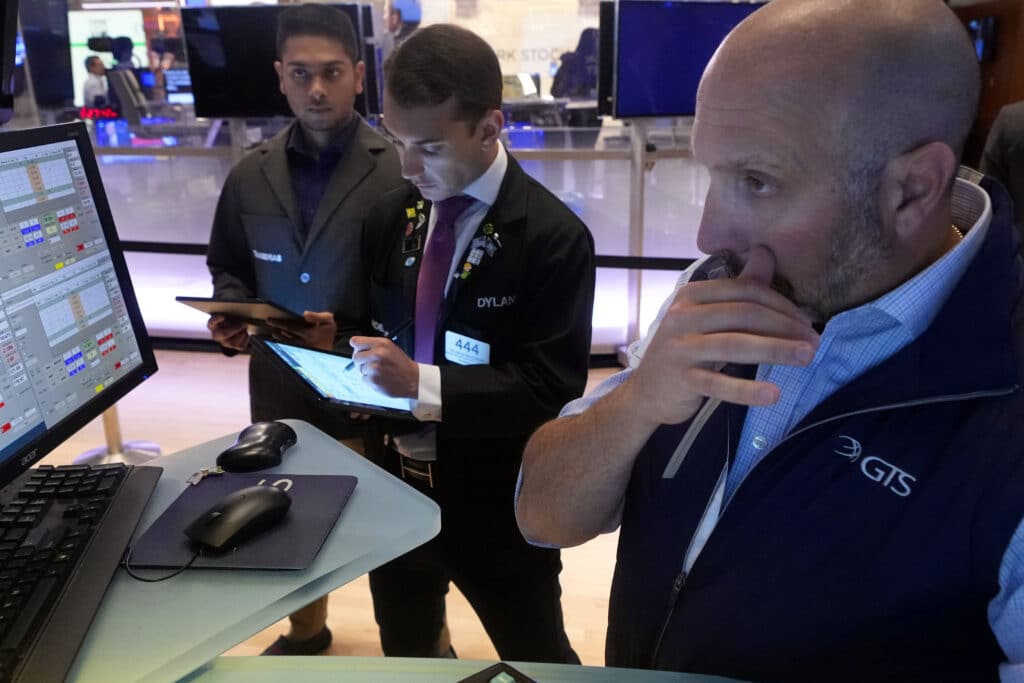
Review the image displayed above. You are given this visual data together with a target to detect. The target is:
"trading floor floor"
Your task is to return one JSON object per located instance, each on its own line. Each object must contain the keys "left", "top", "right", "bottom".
{"left": 40, "top": 350, "right": 620, "bottom": 665}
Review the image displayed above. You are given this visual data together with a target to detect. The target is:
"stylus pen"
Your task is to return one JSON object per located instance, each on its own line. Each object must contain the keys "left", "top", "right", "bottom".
{"left": 346, "top": 319, "right": 414, "bottom": 371}
{"left": 386, "top": 318, "right": 414, "bottom": 342}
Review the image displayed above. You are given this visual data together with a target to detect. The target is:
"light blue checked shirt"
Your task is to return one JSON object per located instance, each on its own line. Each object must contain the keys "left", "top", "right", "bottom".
{"left": 547, "top": 179, "right": 1024, "bottom": 679}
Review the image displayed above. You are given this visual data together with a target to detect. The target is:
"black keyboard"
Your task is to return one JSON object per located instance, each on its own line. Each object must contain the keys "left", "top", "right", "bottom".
{"left": 0, "top": 462, "right": 161, "bottom": 683}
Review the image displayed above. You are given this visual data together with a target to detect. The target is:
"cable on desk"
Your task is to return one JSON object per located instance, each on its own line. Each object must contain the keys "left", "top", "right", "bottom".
{"left": 123, "top": 546, "right": 201, "bottom": 582}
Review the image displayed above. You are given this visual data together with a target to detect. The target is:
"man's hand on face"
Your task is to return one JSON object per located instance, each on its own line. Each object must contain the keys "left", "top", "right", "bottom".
{"left": 623, "top": 246, "right": 820, "bottom": 429}
{"left": 207, "top": 314, "right": 250, "bottom": 351}
{"left": 349, "top": 336, "right": 419, "bottom": 399}
{"left": 266, "top": 311, "right": 337, "bottom": 351}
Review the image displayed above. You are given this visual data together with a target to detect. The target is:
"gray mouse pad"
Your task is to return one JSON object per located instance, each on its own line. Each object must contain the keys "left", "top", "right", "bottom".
{"left": 126, "top": 473, "right": 357, "bottom": 571}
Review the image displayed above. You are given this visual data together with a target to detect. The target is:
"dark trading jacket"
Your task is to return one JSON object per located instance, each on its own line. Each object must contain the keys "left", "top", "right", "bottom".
{"left": 362, "top": 154, "right": 595, "bottom": 542}
{"left": 607, "top": 177, "right": 1024, "bottom": 682}
{"left": 206, "top": 119, "right": 402, "bottom": 434}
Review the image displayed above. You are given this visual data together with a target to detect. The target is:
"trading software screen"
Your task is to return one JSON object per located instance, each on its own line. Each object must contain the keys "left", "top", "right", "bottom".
{"left": 0, "top": 136, "right": 147, "bottom": 473}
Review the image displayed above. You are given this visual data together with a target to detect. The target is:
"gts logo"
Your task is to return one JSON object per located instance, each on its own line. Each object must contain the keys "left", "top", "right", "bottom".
{"left": 835, "top": 436, "right": 915, "bottom": 498}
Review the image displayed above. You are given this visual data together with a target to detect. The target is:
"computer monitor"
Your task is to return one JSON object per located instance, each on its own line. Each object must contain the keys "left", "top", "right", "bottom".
{"left": 0, "top": 121, "right": 158, "bottom": 490}
{"left": 363, "top": 40, "right": 382, "bottom": 116}
{"left": 360, "top": 4, "right": 374, "bottom": 38}
{"left": 181, "top": 4, "right": 368, "bottom": 119}
{"left": 164, "top": 67, "right": 194, "bottom": 105}
{"left": 613, "top": 1, "right": 766, "bottom": 119}
{"left": 597, "top": 0, "right": 615, "bottom": 116}
{"left": 19, "top": 0, "right": 73, "bottom": 107}
{"left": 0, "top": 0, "right": 17, "bottom": 97}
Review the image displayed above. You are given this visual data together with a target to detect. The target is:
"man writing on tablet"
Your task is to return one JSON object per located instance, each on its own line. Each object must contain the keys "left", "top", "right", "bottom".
{"left": 347, "top": 25, "right": 595, "bottom": 662}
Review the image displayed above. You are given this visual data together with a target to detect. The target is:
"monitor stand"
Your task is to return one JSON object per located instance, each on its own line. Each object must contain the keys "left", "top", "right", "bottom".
{"left": 74, "top": 405, "right": 161, "bottom": 465}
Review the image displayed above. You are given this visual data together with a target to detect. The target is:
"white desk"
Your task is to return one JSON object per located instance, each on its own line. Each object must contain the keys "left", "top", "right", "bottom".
{"left": 68, "top": 420, "right": 441, "bottom": 683}
{"left": 181, "top": 656, "right": 749, "bottom": 683}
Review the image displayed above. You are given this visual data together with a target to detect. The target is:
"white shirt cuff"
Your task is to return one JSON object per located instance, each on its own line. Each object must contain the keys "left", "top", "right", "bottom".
{"left": 411, "top": 363, "right": 442, "bottom": 422}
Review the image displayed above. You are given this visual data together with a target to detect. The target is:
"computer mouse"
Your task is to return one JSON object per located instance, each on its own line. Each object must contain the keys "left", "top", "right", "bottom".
{"left": 216, "top": 421, "right": 297, "bottom": 473}
{"left": 184, "top": 485, "right": 291, "bottom": 552}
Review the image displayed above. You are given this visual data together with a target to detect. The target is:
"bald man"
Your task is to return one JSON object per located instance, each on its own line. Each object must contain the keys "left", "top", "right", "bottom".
{"left": 517, "top": 0, "right": 1024, "bottom": 679}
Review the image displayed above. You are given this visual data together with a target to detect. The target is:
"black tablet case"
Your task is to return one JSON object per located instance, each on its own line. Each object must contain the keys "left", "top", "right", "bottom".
{"left": 127, "top": 473, "right": 357, "bottom": 570}
{"left": 250, "top": 337, "right": 416, "bottom": 420}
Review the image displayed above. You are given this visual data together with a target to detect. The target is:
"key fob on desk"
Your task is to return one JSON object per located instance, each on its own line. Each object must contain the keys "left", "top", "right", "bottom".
{"left": 456, "top": 661, "right": 536, "bottom": 683}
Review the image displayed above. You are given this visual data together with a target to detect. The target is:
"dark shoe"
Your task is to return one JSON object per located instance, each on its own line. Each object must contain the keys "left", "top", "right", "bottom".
{"left": 260, "top": 626, "right": 332, "bottom": 655}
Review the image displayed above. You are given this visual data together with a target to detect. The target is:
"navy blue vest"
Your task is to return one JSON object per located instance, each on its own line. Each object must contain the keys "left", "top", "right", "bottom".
{"left": 606, "top": 178, "right": 1024, "bottom": 682}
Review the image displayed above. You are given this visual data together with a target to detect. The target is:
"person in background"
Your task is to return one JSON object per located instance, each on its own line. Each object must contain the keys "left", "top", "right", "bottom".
{"left": 83, "top": 56, "right": 108, "bottom": 107}
{"left": 378, "top": 0, "right": 421, "bottom": 60}
{"left": 348, "top": 23, "right": 595, "bottom": 662}
{"left": 205, "top": 3, "right": 402, "bottom": 656}
{"left": 981, "top": 100, "right": 1024, "bottom": 251}
{"left": 517, "top": 0, "right": 1024, "bottom": 679}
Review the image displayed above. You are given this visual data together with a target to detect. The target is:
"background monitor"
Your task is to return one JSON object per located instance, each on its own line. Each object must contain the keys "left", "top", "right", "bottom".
{"left": 68, "top": 9, "right": 148, "bottom": 108}
{"left": 597, "top": 0, "right": 615, "bottom": 116}
{"left": 0, "top": 121, "right": 158, "bottom": 490}
{"left": 967, "top": 16, "right": 996, "bottom": 63}
{"left": 20, "top": 0, "right": 73, "bottom": 107}
{"left": 613, "top": 1, "right": 766, "bottom": 119}
{"left": 0, "top": 0, "right": 17, "bottom": 97}
{"left": 360, "top": 4, "right": 374, "bottom": 38}
{"left": 164, "top": 67, "right": 193, "bottom": 105}
{"left": 180, "top": 4, "right": 370, "bottom": 119}
{"left": 363, "top": 40, "right": 382, "bottom": 117}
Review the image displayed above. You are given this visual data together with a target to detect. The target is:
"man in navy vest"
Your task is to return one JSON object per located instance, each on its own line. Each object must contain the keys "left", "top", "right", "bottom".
{"left": 517, "top": 0, "right": 1024, "bottom": 680}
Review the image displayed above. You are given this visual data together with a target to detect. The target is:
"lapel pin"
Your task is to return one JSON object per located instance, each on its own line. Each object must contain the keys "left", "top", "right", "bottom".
{"left": 404, "top": 256, "right": 416, "bottom": 267}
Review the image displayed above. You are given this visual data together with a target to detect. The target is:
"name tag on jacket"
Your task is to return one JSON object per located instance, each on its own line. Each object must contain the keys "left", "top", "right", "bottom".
{"left": 444, "top": 331, "right": 490, "bottom": 366}
{"left": 253, "top": 249, "right": 283, "bottom": 263}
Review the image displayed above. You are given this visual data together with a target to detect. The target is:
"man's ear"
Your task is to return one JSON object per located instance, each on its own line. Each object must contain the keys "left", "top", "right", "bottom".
{"left": 274, "top": 61, "right": 285, "bottom": 96}
{"left": 354, "top": 60, "right": 366, "bottom": 96}
{"left": 477, "top": 108, "right": 504, "bottom": 149}
{"left": 879, "top": 141, "right": 957, "bottom": 242}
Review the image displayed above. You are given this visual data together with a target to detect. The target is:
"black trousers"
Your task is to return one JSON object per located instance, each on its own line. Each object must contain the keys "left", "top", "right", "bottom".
{"left": 367, "top": 448, "right": 579, "bottom": 664}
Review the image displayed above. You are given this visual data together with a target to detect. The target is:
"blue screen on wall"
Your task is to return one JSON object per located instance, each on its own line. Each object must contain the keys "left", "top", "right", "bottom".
{"left": 614, "top": 1, "right": 765, "bottom": 118}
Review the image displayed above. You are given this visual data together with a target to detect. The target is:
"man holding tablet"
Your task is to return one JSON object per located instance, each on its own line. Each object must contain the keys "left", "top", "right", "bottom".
{"left": 204, "top": 4, "right": 402, "bottom": 655}
{"left": 347, "top": 25, "right": 595, "bottom": 661}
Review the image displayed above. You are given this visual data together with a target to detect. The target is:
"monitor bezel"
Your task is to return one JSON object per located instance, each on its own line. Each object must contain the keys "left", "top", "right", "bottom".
{"left": 0, "top": 121, "right": 158, "bottom": 491}
{"left": 612, "top": 0, "right": 766, "bottom": 120}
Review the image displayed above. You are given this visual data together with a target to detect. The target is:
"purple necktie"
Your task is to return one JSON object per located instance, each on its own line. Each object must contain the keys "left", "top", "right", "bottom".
{"left": 414, "top": 195, "right": 475, "bottom": 363}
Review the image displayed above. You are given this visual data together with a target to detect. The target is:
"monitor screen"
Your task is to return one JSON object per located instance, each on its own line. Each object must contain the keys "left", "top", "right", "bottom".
{"left": 20, "top": 0, "right": 73, "bottom": 107}
{"left": 181, "top": 4, "right": 367, "bottom": 119}
{"left": 164, "top": 67, "right": 193, "bottom": 105}
{"left": 67, "top": 9, "right": 148, "bottom": 108}
{"left": 614, "top": 1, "right": 765, "bottom": 118}
{"left": 0, "top": 122, "right": 158, "bottom": 490}
{"left": 0, "top": 0, "right": 17, "bottom": 97}
{"left": 597, "top": 0, "right": 615, "bottom": 116}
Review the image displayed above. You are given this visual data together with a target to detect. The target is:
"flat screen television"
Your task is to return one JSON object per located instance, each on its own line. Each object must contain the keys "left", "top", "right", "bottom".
{"left": 597, "top": 0, "right": 615, "bottom": 116}
{"left": 164, "top": 67, "right": 193, "bottom": 105}
{"left": 614, "top": 1, "right": 766, "bottom": 119}
{"left": 0, "top": 121, "right": 158, "bottom": 490}
{"left": 20, "top": 0, "right": 73, "bottom": 107}
{"left": 181, "top": 4, "right": 371, "bottom": 119}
